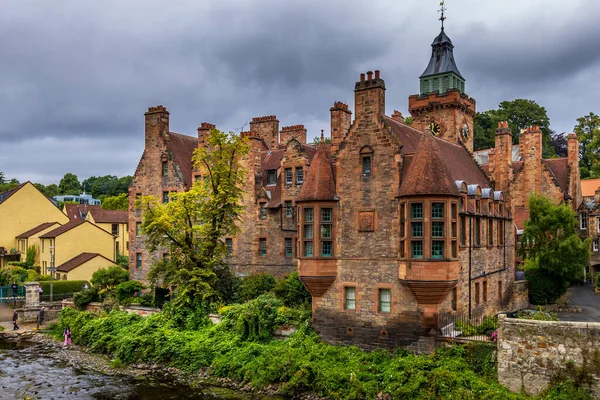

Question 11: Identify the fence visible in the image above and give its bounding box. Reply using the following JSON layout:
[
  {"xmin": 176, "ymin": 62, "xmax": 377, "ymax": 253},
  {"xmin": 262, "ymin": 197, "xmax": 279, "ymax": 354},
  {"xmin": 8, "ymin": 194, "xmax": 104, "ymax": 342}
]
[
  {"xmin": 438, "ymin": 312, "xmax": 498, "ymax": 342},
  {"xmin": 0, "ymin": 286, "xmax": 25, "ymax": 302}
]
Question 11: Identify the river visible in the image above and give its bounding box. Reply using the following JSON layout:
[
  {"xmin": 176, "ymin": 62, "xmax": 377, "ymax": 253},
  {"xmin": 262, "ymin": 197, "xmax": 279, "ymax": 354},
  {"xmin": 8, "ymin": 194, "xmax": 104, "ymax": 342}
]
[{"xmin": 0, "ymin": 339, "xmax": 274, "ymax": 400}]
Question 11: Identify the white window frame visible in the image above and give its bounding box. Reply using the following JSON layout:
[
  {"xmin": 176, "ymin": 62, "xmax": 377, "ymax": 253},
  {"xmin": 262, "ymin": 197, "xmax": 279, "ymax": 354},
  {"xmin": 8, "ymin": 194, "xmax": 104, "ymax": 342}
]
[
  {"xmin": 580, "ymin": 213, "xmax": 588, "ymax": 230},
  {"xmin": 594, "ymin": 239, "xmax": 599, "ymax": 252}
]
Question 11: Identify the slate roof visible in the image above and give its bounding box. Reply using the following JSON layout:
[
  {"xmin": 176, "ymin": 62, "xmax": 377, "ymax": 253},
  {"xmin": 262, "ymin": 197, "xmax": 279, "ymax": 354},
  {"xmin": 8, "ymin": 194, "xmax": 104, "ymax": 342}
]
[
  {"xmin": 40, "ymin": 220, "xmax": 85, "ymax": 238},
  {"xmin": 296, "ymin": 143, "xmax": 337, "ymax": 202},
  {"xmin": 56, "ymin": 252, "xmax": 114, "ymax": 273},
  {"xmin": 386, "ymin": 117, "xmax": 491, "ymax": 188},
  {"xmin": 168, "ymin": 132, "xmax": 198, "ymax": 188},
  {"xmin": 88, "ymin": 208, "xmax": 128, "ymax": 224},
  {"xmin": 16, "ymin": 222, "xmax": 60, "ymax": 239},
  {"xmin": 420, "ymin": 28, "xmax": 464, "ymax": 79},
  {"xmin": 398, "ymin": 132, "xmax": 460, "ymax": 197}
]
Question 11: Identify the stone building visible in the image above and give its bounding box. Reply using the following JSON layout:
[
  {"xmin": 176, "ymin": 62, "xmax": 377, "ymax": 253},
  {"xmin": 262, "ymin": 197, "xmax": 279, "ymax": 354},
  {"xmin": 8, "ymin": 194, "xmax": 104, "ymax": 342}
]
[{"xmin": 130, "ymin": 26, "xmax": 521, "ymax": 347}]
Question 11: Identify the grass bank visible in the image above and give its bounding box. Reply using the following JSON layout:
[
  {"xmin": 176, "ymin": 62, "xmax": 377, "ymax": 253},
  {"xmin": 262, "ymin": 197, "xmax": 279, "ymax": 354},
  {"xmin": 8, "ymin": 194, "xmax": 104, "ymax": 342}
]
[{"xmin": 52, "ymin": 300, "xmax": 591, "ymax": 400}]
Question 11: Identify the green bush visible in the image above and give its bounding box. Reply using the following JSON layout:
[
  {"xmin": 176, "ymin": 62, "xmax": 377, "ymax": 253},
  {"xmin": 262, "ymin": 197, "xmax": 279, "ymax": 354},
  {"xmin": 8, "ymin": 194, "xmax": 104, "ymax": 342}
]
[
  {"xmin": 239, "ymin": 273, "xmax": 276, "ymax": 301},
  {"xmin": 73, "ymin": 286, "xmax": 100, "ymax": 309},
  {"xmin": 40, "ymin": 280, "xmax": 89, "ymax": 296},
  {"xmin": 525, "ymin": 268, "xmax": 566, "ymax": 305},
  {"xmin": 91, "ymin": 266, "xmax": 129, "ymax": 290},
  {"xmin": 115, "ymin": 281, "xmax": 145, "ymax": 302},
  {"xmin": 273, "ymin": 271, "xmax": 311, "ymax": 307},
  {"xmin": 596, "ymin": 274, "xmax": 600, "ymax": 290},
  {"xmin": 37, "ymin": 274, "xmax": 51, "ymax": 281},
  {"xmin": 221, "ymin": 294, "xmax": 283, "ymax": 342}
]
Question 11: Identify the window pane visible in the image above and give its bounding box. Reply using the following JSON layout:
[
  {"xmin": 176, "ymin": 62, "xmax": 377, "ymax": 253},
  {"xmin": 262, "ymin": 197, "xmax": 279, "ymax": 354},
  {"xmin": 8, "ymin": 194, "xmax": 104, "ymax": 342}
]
[
  {"xmin": 162, "ymin": 161, "xmax": 168, "ymax": 176},
  {"xmin": 304, "ymin": 241, "xmax": 313, "ymax": 257},
  {"xmin": 363, "ymin": 156, "xmax": 371, "ymax": 174},
  {"xmin": 432, "ymin": 222, "xmax": 444, "ymax": 237},
  {"xmin": 163, "ymin": 192, "xmax": 169, "ymax": 203},
  {"xmin": 432, "ymin": 240, "xmax": 444, "ymax": 258},
  {"xmin": 320, "ymin": 224, "xmax": 332, "ymax": 238},
  {"xmin": 379, "ymin": 289, "xmax": 391, "ymax": 312},
  {"xmin": 285, "ymin": 238, "xmax": 293, "ymax": 257},
  {"xmin": 345, "ymin": 287, "xmax": 356, "ymax": 310},
  {"xmin": 304, "ymin": 224, "xmax": 313, "ymax": 239},
  {"xmin": 304, "ymin": 208, "xmax": 313, "ymax": 222},
  {"xmin": 412, "ymin": 222, "xmax": 423, "ymax": 237},
  {"xmin": 321, "ymin": 241, "xmax": 332, "ymax": 256},
  {"xmin": 285, "ymin": 201, "xmax": 293, "ymax": 218},
  {"xmin": 260, "ymin": 204, "xmax": 267, "ymax": 219},
  {"xmin": 411, "ymin": 203, "xmax": 423, "ymax": 219},
  {"xmin": 285, "ymin": 168, "xmax": 292, "ymax": 184},
  {"xmin": 411, "ymin": 241, "xmax": 423, "ymax": 258},
  {"xmin": 432, "ymin": 203, "xmax": 444, "ymax": 218},
  {"xmin": 321, "ymin": 208, "xmax": 332, "ymax": 222},
  {"xmin": 451, "ymin": 222, "xmax": 457, "ymax": 237},
  {"xmin": 451, "ymin": 203, "xmax": 457, "ymax": 219},
  {"xmin": 268, "ymin": 170, "xmax": 277, "ymax": 185},
  {"xmin": 226, "ymin": 238, "xmax": 233, "ymax": 255},
  {"xmin": 296, "ymin": 168, "xmax": 304, "ymax": 183},
  {"xmin": 136, "ymin": 222, "xmax": 142, "ymax": 236},
  {"xmin": 451, "ymin": 240, "xmax": 457, "ymax": 258},
  {"xmin": 259, "ymin": 239, "xmax": 267, "ymax": 256}
]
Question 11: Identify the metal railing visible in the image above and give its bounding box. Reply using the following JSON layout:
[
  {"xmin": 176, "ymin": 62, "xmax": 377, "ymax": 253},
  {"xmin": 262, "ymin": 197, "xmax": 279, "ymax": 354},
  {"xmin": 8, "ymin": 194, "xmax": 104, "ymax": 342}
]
[
  {"xmin": 438, "ymin": 312, "xmax": 498, "ymax": 342},
  {"xmin": 0, "ymin": 286, "xmax": 25, "ymax": 302}
]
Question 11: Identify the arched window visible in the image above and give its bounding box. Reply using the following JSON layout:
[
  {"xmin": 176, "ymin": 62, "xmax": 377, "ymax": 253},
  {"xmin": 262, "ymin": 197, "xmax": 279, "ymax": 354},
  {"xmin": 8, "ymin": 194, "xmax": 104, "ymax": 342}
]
[{"xmin": 360, "ymin": 146, "xmax": 374, "ymax": 175}]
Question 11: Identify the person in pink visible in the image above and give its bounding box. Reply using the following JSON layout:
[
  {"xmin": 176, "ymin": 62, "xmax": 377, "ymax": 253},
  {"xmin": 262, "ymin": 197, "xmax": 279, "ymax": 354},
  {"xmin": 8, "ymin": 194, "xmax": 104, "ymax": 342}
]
[{"xmin": 63, "ymin": 326, "xmax": 71, "ymax": 347}]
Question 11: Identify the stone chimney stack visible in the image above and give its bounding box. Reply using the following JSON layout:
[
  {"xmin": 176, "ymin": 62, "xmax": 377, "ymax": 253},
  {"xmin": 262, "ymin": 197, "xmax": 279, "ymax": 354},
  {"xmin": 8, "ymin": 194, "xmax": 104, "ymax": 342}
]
[
  {"xmin": 249, "ymin": 115, "xmax": 279, "ymax": 150},
  {"xmin": 197, "ymin": 122, "xmax": 215, "ymax": 148},
  {"xmin": 391, "ymin": 110, "xmax": 404, "ymax": 122},
  {"xmin": 280, "ymin": 125, "xmax": 307, "ymax": 145},
  {"xmin": 488, "ymin": 148, "xmax": 496, "ymax": 175},
  {"xmin": 568, "ymin": 133, "xmax": 582, "ymax": 209},
  {"xmin": 493, "ymin": 121, "xmax": 513, "ymax": 207},
  {"xmin": 354, "ymin": 70, "xmax": 386, "ymax": 123},
  {"xmin": 519, "ymin": 125, "xmax": 543, "ymax": 201},
  {"xmin": 144, "ymin": 105, "xmax": 170, "ymax": 148},
  {"xmin": 330, "ymin": 101, "xmax": 352, "ymax": 149}
]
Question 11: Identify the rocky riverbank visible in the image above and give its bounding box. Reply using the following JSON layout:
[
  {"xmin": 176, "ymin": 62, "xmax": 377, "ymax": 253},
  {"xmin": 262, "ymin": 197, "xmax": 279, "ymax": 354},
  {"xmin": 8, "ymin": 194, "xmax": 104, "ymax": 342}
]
[{"xmin": 0, "ymin": 330, "xmax": 323, "ymax": 399}]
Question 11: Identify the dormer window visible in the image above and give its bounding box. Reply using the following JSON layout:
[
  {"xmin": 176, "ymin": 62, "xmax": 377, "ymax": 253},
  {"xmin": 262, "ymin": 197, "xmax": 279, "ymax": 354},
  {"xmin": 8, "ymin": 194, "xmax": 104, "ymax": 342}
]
[{"xmin": 267, "ymin": 170, "xmax": 277, "ymax": 185}]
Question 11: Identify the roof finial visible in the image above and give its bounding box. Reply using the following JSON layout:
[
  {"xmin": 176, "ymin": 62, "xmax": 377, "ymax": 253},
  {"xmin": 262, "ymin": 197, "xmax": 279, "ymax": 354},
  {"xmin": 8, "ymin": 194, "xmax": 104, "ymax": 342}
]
[
  {"xmin": 438, "ymin": 1, "xmax": 447, "ymax": 30},
  {"xmin": 320, "ymin": 129, "xmax": 325, "ymax": 143}
]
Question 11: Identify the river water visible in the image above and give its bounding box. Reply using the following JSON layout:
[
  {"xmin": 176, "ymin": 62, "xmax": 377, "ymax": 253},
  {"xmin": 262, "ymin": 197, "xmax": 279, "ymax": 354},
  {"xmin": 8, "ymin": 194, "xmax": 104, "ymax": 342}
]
[{"xmin": 0, "ymin": 340, "xmax": 271, "ymax": 400}]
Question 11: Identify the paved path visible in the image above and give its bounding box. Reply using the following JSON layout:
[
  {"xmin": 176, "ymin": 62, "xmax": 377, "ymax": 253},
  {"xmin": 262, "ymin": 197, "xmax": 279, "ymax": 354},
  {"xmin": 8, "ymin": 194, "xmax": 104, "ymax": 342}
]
[{"xmin": 558, "ymin": 285, "xmax": 600, "ymax": 322}]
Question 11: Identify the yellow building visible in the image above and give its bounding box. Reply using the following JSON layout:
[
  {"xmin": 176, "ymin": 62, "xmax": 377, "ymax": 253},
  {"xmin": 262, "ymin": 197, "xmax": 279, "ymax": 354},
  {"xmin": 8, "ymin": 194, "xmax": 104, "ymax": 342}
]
[
  {"xmin": 56, "ymin": 252, "xmax": 117, "ymax": 281},
  {"xmin": 39, "ymin": 220, "xmax": 116, "ymax": 278},
  {"xmin": 16, "ymin": 222, "xmax": 61, "ymax": 265},
  {"xmin": 63, "ymin": 204, "xmax": 129, "ymax": 257},
  {"xmin": 0, "ymin": 182, "xmax": 70, "ymax": 267}
]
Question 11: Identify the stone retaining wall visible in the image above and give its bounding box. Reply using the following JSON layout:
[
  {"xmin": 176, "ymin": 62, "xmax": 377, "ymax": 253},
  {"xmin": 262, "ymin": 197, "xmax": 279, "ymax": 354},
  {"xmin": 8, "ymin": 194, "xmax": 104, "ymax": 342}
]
[
  {"xmin": 507, "ymin": 280, "xmax": 529, "ymax": 312},
  {"xmin": 498, "ymin": 314, "xmax": 600, "ymax": 396}
]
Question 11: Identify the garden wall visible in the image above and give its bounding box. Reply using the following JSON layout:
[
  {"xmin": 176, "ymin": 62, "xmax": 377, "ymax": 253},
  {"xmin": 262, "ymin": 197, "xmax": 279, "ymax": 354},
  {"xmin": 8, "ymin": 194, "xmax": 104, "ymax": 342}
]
[
  {"xmin": 507, "ymin": 280, "xmax": 529, "ymax": 312},
  {"xmin": 497, "ymin": 314, "xmax": 600, "ymax": 396},
  {"xmin": 61, "ymin": 300, "xmax": 160, "ymax": 316}
]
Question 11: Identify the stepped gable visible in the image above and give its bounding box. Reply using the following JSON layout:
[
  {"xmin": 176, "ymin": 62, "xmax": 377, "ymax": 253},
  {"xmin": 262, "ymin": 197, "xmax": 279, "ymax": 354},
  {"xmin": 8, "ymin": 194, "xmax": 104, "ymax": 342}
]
[
  {"xmin": 544, "ymin": 158, "xmax": 569, "ymax": 192},
  {"xmin": 296, "ymin": 142, "xmax": 336, "ymax": 202},
  {"xmin": 398, "ymin": 130, "xmax": 459, "ymax": 197},
  {"xmin": 168, "ymin": 132, "xmax": 198, "ymax": 188}
]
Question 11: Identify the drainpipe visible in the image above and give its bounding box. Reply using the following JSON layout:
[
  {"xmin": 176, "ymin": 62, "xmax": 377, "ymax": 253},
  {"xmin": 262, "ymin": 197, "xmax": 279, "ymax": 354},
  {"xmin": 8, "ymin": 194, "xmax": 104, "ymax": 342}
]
[{"xmin": 469, "ymin": 214, "xmax": 472, "ymax": 319}]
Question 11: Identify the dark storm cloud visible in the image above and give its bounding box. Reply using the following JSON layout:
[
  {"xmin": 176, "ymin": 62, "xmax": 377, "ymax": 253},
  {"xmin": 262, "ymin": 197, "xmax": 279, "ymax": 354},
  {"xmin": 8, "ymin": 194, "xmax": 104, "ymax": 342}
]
[{"xmin": 1, "ymin": 0, "xmax": 599, "ymax": 184}]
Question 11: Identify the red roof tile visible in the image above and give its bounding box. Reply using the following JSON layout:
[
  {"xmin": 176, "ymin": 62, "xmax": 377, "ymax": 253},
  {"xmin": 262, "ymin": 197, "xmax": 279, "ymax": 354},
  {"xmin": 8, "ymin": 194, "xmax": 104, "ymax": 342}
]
[
  {"xmin": 513, "ymin": 207, "xmax": 530, "ymax": 231},
  {"xmin": 64, "ymin": 204, "xmax": 102, "ymax": 220},
  {"xmin": 169, "ymin": 132, "xmax": 198, "ymax": 188},
  {"xmin": 296, "ymin": 143, "xmax": 337, "ymax": 202},
  {"xmin": 261, "ymin": 150, "xmax": 284, "ymax": 171},
  {"xmin": 56, "ymin": 252, "xmax": 115, "ymax": 273},
  {"xmin": 40, "ymin": 220, "xmax": 85, "ymax": 238},
  {"xmin": 544, "ymin": 158, "xmax": 569, "ymax": 192},
  {"xmin": 88, "ymin": 208, "xmax": 128, "ymax": 224},
  {"xmin": 16, "ymin": 222, "xmax": 60, "ymax": 239},
  {"xmin": 398, "ymin": 132, "xmax": 460, "ymax": 197}
]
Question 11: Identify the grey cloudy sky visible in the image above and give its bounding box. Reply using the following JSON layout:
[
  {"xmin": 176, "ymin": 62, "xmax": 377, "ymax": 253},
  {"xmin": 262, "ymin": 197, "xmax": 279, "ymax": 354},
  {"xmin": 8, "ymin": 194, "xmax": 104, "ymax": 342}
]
[{"xmin": 1, "ymin": 0, "xmax": 599, "ymax": 185}]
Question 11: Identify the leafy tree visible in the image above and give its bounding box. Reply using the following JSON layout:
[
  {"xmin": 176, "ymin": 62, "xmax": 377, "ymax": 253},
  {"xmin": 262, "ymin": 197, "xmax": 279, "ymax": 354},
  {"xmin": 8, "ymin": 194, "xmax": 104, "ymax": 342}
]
[
  {"xmin": 42, "ymin": 184, "xmax": 60, "ymax": 198},
  {"xmin": 574, "ymin": 112, "xmax": 600, "ymax": 179},
  {"xmin": 102, "ymin": 193, "xmax": 128, "ymax": 210},
  {"xmin": 25, "ymin": 246, "xmax": 36, "ymax": 268},
  {"xmin": 82, "ymin": 175, "xmax": 133, "ymax": 198},
  {"xmin": 91, "ymin": 265, "xmax": 129, "ymax": 291},
  {"xmin": 115, "ymin": 280, "xmax": 145, "ymax": 302},
  {"xmin": 403, "ymin": 116, "xmax": 413, "ymax": 125},
  {"xmin": 519, "ymin": 195, "xmax": 590, "ymax": 302},
  {"xmin": 142, "ymin": 128, "xmax": 249, "ymax": 307},
  {"xmin": 473, "ymin": 99, "xmax": 555, "ymax": 158},
  {"xmin": 550, "ymin": 131, "xmax": 568, "ymax": 158},
  {"xmin": 0, "ymin": 172, "xmax": 5, "ymax": 185},
  {"xmin": 240, "ymin": 273, "xmax": 276, "ymax": 301},
  {"xmin": 58, "ymin": 173, "xmax": 82, "ymax": 195},
  {"xmin": 116, "ymin": 253, "xmax": 129, "ymax": 269}
]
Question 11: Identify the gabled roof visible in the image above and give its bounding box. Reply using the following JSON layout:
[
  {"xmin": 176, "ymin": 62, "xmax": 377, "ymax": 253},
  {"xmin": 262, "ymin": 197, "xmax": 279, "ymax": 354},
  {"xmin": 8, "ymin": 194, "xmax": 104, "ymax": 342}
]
[
  {"xmin": 582, "ymin": 179, "xmax": 600, "ymax": 198},
  {"xmin": 88, "ymin": 208, "xmax": 128, "ymax": 224},
  {"xmin": 64, "ymin": 204, "xmax": 102, "ymax": 220},
  {"xmin": 169, "ymin": 132, "xmax": 198, "ymax": 188},
  {"xmin": 16, "ymin": 222, "xmax": 60, "ymax": 239},
  {"xmin": 39, "ymin": 220, "xmax": 85, "ymax": 238},
  {"xmin": 544, "ymin": 158, "xmax": 569, "ymax": 193},
  {"xmin": 0, "ymin": 182, "xmax": 26, "ymax": 204},
  {"xmin": 296, "ymin": 143, "xmax": 337, "ymax": 202},
  {"xmin": 386, "ymin": 117, "xmax": 491, "ymax": 188},
  {"xmin": 398, "ymin": 131, "xmax": 459, "ymax": 197},
  {"xmin": 56, "ymin": 252, "xmax": 115, "ymax": 273}
]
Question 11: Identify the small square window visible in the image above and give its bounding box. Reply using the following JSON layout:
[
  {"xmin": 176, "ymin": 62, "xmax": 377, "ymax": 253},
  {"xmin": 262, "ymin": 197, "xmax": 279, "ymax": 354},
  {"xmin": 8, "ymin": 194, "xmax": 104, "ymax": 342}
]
[
  {"xmin": 267, "ymin": 170, "xmax": 277, "ymax": 185},
  {"xmin": 432, "ymin": 240, "xmax": 444, "ymax": 258},
  {"xmin": 285, "ymin": 201, "xmax": 293, "ymax": 218},
  {"xmin": 432, "ymin": 222, "xmax": 444, "ymax": 237},
  {"xmin": 296, "ymin": 167, "xmax": 304, "ymax": 184},
  {"xmin": 304, "ymin": 224, "xmax": 313, "ymax": 239},
  {"xmin": 412, "ymin": 222, "xmax": 423, "ymax": 237},
  {"xmin": 379, "ymin": 289, "xmax": 391, "ymax": 312},
  {"xmin": 285, "ymin": 168, "xmax": 293, "ymax": 184},
  {"xmin": 304, "ymin": 241, "xmax": 313, "ymax": 257},
  {"xmin": 411, "ymin": 241, "xmax": 423, "ymax": 258},
  {"xmin": 260, "ymin": 203, "xmax": 267, "ymax": 219},
  {"xmin": 362, "ymin": 156, "xmax": 371, "ymax": 174},
  {"xmin": 321, "ymin": 241, "xmax": 332, "ymax": 257},
  {"xmin": 259, "ymin": 238, "xmax": 267, "ymax": 256},
  {"xmin": 304, "ymin": 208, "xmax": 313, "ymax": 222},
  {"xmin": 320, "ymin": 224, "xmax": 332, "ymax": 238},
  {"xmin": 411, "ymin": 203, "xmax": 423, "ymax": 219},
  {"xmin": 345, "ymin": 287, "xmax": 356, "ymax": 310},
  {"xmin": 432, "ymin": 203, "xmax": 444, "ymax": 218},
  {"xmin": 321, "ymin": 208, "xmax": 332, "ymax": 222},
  {"xmin": 226, "ymin": 238, "xmax": 233, "ymax": 256},
  {"xmin": 285, "ymin": 238, "xmax": 293, "ymax": 257}
]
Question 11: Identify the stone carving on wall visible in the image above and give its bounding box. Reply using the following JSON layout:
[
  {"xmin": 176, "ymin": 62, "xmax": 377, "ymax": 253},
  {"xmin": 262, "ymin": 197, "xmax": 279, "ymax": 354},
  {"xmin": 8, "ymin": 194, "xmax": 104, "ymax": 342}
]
[{"xmin": 358, "ymin": 211, "xmax": 375, "ymax": 232}]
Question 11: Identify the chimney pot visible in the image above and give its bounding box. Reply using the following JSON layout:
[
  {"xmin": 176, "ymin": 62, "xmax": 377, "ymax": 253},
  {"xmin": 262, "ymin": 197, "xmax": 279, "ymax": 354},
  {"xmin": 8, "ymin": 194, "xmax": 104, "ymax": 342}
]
[
  {"xmin": 374, "ymin": 70, "xmax": 380, "ymax": 79},
  {"xmin": 360, "ymin": 73, "xmax": 365, "ymax": 82},
  {"xmin": 367, "ymin": 71, "xmax": 373, "ymax": 80}
]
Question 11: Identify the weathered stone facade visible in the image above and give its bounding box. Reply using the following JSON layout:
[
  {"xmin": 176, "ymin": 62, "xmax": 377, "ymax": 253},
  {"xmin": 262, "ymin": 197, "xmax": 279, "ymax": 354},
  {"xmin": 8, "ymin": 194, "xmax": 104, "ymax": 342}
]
[{"xmin": 498, "ymin": 314, "xmax": 600, "ymax": 396}]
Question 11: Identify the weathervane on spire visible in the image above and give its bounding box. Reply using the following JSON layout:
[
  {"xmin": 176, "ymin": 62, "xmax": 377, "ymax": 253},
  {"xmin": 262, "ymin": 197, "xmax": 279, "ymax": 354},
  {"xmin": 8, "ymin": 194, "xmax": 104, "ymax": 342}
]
[{"xmin": 438, "ymin": 1, "xmax": 447, "ymax": 30}]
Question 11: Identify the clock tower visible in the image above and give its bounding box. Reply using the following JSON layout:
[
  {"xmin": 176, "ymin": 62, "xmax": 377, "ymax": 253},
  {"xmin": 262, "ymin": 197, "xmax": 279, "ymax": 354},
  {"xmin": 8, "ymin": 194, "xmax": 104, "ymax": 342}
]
[{"xmin": 408, "ymin": 9, "xmax": 476, "ymax": 152}]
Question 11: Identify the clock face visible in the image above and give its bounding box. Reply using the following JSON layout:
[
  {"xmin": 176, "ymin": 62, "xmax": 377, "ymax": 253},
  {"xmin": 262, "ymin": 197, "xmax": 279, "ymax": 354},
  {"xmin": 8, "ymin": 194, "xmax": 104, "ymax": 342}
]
[
  {"xmin": 429, "ymin": 121, "xmax": 441, "ymax": 136},
  {"xmin": 461, "ymin": 122, "xmax": 470, "ymax": 140}
]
